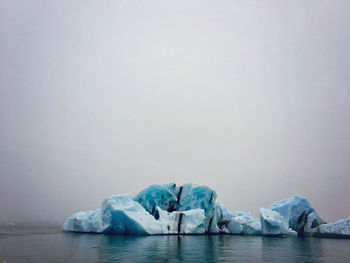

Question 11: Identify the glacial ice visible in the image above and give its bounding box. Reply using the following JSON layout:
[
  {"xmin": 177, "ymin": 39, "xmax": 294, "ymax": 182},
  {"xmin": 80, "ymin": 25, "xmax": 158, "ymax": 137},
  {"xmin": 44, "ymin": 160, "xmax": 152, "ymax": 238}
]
[
  {"xmin": 134, "ymin": 183, "xmax": 180, "ymax": 217},
  {"xmin": 63, "ymin": 183, "xmax": 348, "ymax": 238},
  {"xmin": 214, "ymin": 204, "xmax": 261, "ymax": 235},
  {"xmin": 269, "ymin": 195, "xmax": 326, "ymax": 233},
  {"xmin": 63, "ymin": 195, "xmax": 160, "ymax": 234},
  {"xmin": 313, "ymin": 217, "xmax": 350, "ymax": 238},
  {"xmin": 100, "ymin": 194, "xmax": 163, "ymax": 235},
  {"xmin": 305, "ymin": 211, "xmax": 326, "ymax": 232},
  {"xmin": 62, "ymin": 209, "xmax": 106, "ymax": 233},
  {"xmin": 260, "ymin": 208, "xmax": 296, "ymax": 236},
  {"xmin": 63, "ymin": 194, "xmax": 206, "ymax": 235},
  {"xmin": 157, "ymin": 208, "xmax": 206, "ymax": 234},
  {"xmin": 260, "ymin": 195, "xmax": 326, "ymax": 236},
  {"xmin": 134, "ymin": 183, "xmax": 217, "ymax": 232}
]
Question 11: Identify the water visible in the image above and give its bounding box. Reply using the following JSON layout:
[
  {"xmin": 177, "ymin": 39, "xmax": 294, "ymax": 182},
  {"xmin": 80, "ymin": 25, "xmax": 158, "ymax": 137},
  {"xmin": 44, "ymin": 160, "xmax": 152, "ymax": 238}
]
[{"xmin": 1, "ymin": 223, "xmax": 350, "ymax": 262}]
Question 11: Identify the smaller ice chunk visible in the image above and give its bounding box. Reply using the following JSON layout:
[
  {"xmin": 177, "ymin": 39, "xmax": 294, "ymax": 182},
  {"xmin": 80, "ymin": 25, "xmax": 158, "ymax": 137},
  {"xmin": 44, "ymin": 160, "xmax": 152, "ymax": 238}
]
[
  {"xmin": 260, "ymin": 208, "xmax": 296, "ymax": 236},
  {"xmin": 269, "ymin": 195, "xmax": 325, "ymax": 233},
  {"xmin": 62, "ymin": 209, "xmax": 106, "ymax": 233},
  {"xmin": 313, "ymin": 217, "xmax": 350, "ymax": 238},
  {"xmin": 215, "ymin": 203, "xmax": 261, "ymax": 235}
]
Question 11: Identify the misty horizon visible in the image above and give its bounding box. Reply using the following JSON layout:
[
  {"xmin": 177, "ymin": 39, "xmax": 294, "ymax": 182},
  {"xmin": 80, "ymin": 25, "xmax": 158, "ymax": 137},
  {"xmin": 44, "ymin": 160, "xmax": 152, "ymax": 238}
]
[{"xmin": 1, "ymin": 0, "xmax": 350, "ymax": 224}]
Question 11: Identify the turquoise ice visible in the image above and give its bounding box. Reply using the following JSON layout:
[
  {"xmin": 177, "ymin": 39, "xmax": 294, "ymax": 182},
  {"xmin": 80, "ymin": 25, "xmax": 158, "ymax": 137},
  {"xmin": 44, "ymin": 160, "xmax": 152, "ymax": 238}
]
[{"xmin": 63, "ymin": 183, "xmax": 348, "ymax": 238}]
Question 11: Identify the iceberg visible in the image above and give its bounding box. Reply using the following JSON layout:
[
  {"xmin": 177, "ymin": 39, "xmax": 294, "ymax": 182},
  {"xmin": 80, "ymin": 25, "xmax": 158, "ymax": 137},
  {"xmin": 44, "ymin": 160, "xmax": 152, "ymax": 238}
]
[
  {"xmin": 62, "ymin": 209, "xmax": 106, "ymax": 233},
  {"xmin": 259, "ymin": 195, "xmax": 326, "ymax": 237},
  {"xmin": 62, "ymin": 183, "xmax": 347, "ymax": 238},
  {"xmin": 312, "ymin": 217, "xmax": 350, "ymax": 238},
  {"xmin": 269, "ymin": 195, "xmax": 326, "ymax": 235},
  {"xmin": 63, "ymin": 194, "xmax": 206, "ymax": 235},
  {"xmin": 133, "ymin": 183, "xmax": 261, "ymax": 235}
]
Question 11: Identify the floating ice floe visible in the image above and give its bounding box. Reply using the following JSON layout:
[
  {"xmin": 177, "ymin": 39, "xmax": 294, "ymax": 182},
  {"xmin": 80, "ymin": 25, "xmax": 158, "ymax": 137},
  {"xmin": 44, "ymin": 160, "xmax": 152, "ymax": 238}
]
[
  {"xmin": 62, "ymin": 183, "xmax": 348, "ymax": 238},
  {"xmin": 260, "ymin": 195, "xmax": 326, "ymax": 237},
  {"xmin": 312, "ymin": 217, "xmax": 350, "ymax": 238}
]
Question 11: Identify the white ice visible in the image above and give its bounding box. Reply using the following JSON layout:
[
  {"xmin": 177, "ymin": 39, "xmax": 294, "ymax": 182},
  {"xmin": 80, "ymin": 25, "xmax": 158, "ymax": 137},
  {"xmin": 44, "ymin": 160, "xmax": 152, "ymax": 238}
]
[
  {"xmin": 313, "ymin": 217, "xmax": 350, "ymax": 237},
  {"xmin": 62, "ymin": 194, "xmax": 206, "ymax": 235},
  {"xmin": 260, "ymin": 207, "xmax": 296, "ymax": 236},
  {"xmin": 269, "ymin": 195, "xmax": 325, "ymax": 232},
  {"xmin": 63, "ymin": 183, "xmax": 346, "ymax": 237}
]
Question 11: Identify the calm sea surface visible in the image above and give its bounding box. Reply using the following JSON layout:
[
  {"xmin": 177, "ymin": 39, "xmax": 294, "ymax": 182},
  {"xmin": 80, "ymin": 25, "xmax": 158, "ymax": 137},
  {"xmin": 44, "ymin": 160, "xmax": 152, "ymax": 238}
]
[{"xmin": 0, "ymin": 222, "xmax": 349, "ymax": 262}]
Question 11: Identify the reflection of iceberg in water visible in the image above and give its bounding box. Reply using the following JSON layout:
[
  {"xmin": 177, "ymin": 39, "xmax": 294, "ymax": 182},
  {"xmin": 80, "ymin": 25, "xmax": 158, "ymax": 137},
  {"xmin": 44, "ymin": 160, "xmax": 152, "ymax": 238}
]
[
  {"xmin": 94, "ymin": 235, "xmax": 265, "ymax": 262},
  {"xmin": 62, "ymin": 183, "xmax": 348, "ymax": 238},
  {"xmin": 261, "ymin": 235, "xmax": 328, "ymax": 262},
  {"xmin": 4, "ymin": 228, "xmax": 350, "ymax": 262},
  {"xmin": 57, "ymin": 233, "xmax": 348, "ymax": 262}
]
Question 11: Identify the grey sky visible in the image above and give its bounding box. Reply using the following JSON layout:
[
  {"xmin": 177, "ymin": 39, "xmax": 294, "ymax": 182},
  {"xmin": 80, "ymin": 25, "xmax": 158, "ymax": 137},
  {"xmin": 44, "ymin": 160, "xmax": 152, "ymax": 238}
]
[{"xmin": 1, "ymin": 0, "xmax": 350, "ymax": 223}]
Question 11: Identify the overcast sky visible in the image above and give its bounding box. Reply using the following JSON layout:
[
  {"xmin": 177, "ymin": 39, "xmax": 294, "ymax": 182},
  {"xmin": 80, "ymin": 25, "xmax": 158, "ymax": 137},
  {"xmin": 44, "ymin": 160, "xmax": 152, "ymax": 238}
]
[{"xmin": 1, "ymin": 0, "xmax": 350, "ymax": 223}]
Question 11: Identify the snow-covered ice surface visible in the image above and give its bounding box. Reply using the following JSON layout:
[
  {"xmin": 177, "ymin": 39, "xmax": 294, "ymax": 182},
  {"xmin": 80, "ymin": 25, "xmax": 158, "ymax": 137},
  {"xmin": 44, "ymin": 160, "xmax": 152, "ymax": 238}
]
[{"xmin": 63, "ymin": 183, "xmax": 348, "ymax": 238}]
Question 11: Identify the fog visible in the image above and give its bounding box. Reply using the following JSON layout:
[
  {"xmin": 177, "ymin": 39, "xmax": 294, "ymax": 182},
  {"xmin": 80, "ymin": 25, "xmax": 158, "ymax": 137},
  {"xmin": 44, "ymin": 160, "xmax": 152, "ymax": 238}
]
[{"xmin": 1, "ymin": 0, "xmax": 350, "ymax": 223}]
